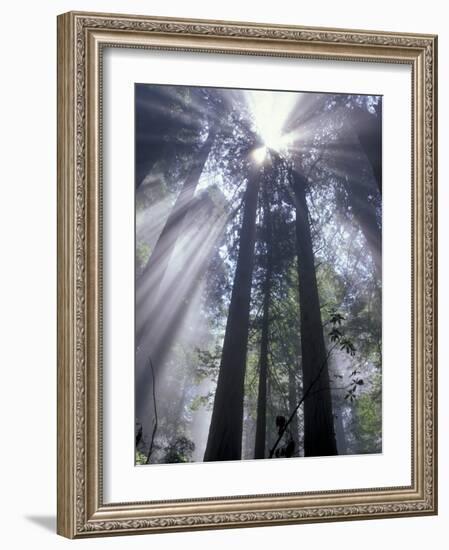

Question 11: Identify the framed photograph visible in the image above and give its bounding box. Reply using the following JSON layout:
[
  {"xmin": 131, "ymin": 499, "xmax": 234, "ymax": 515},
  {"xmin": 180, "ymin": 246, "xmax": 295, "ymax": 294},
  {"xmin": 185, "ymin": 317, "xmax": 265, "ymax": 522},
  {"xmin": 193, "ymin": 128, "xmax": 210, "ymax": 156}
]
[{"xmin": 57, "ymin": 11, "xmax": 438, "ymax": 538}]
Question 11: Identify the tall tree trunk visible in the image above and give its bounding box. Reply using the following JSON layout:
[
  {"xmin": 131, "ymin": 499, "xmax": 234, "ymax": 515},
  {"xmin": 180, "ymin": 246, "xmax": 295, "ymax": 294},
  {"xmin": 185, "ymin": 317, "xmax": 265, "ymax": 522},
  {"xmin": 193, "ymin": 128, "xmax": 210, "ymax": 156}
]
[
  {"xmin": 254, "ymin": 180, "xmax": 273, "ymax": 460},
  {"xmin": 204, "ymin": 168, "xmax": 261, "ymax": 461},
  {"xmin": 291, "ymin": 169, "xmax": 337, "ymax": 457},
  {"xmin": 135, "ymin": 127, "xmax": 217, "ymax": 347}
]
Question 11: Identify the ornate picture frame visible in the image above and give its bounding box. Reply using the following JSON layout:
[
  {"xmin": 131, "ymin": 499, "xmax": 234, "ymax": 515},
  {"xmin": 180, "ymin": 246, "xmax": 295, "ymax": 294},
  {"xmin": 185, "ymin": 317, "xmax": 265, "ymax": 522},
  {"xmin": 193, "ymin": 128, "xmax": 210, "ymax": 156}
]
[{"xmin": 57, "ymin": 11, "xmax": 437, "ymax": 538}]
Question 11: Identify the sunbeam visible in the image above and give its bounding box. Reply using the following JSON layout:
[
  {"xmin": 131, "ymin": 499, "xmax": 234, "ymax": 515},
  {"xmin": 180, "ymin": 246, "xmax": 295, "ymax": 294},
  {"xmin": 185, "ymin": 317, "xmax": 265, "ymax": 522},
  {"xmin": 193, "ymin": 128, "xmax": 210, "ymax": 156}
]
[{"xmin": 246, "ymin": 90, "xmax": 300, "ymax": 156}]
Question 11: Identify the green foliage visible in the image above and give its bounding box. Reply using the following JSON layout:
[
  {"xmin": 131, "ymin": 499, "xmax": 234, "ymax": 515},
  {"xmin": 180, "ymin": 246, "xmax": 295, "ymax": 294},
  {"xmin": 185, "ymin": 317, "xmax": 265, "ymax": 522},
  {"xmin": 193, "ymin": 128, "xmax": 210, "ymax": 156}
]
[
  {"xmin": 329, "ymin": 312, "xmax": 345, "ymax": 326},
  {"xmin": 329, "ymin": 327, "xmax": 342, "ymax": 342},
  {"xmin": 339, "ymin": 337, "xmax": 356, "ymax": 356},
  {"xmin": 135, "ymin": 450, "xmax": 147, "ymax": 465},
  {"xmin": 352, "ymin": 389, "xmax": 382, "ymax": 453},
  {"xmin": 136, "ymin": 241, "xmax": 151, "ymax": 271},
  {"xmin": 163, "ymin": 436, "xmax": 195, "ymax": 463},
  {"xmin": 194, "ymin": 346, "xmax": 222, "ymax": 382},
  {"xmin": 189, "ymin": 392, "xmax": 214, "ymax": 412}
]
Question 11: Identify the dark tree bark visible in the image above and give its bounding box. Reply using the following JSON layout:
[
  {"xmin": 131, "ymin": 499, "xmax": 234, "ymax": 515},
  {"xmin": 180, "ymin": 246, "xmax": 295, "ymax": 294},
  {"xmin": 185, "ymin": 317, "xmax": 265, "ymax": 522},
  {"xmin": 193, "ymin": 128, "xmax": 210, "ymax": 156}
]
[
  {"xmin": 291, "ymin": 169, "xmax": 337, "ymax": 457},
  {"xmin": 254, "ymin": 180, "xmax": 273, "ymax": 460},
  {"xmin": 204, "ymin": 167, "xmax": 261, "ymax": 462},
  {"xmin": 135, "ymin": 127, "xmax": 217, "ymax": 347}
]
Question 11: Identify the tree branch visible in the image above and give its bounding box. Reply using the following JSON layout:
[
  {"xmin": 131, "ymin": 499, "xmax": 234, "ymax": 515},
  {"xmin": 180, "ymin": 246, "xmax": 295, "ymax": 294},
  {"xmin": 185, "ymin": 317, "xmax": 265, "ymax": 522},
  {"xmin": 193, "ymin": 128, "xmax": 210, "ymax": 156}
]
[
  {"xmin": 146, "ymin": 358, "xmax": 159, "ymax": 464},
  {"xmin": 269, "ymin": 342, "xmax": 338, "ymax": 458}
]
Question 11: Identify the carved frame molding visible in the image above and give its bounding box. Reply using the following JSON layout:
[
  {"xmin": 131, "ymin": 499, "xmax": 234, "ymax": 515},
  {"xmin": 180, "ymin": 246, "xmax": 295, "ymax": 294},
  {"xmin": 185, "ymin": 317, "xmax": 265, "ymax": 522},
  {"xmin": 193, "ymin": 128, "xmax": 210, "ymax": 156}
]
[{"xmin": 57, "ymin": 11, "xmax": 437, "ymax": 538}]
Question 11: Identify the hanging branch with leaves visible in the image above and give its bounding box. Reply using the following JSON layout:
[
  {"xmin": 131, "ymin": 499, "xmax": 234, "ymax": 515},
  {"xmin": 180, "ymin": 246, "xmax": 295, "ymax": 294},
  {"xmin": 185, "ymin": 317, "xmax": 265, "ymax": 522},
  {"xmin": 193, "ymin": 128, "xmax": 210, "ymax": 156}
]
[{"xmin": 269, "ymin": 312, "xmax": 356, "ymax": 459}]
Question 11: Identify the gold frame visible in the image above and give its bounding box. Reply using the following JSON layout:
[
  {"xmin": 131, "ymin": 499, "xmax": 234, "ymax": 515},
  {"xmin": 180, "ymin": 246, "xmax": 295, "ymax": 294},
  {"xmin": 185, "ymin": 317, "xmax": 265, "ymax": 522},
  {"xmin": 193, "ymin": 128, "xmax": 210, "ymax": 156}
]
[{"xmin": 57, "ymin": 11, "xmax": 438, "ymax": 538}]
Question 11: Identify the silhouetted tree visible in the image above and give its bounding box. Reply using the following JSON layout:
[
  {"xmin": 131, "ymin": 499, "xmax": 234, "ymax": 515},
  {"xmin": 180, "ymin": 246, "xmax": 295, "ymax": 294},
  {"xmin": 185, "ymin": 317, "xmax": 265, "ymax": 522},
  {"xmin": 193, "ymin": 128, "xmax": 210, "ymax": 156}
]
[
  {"xmin": 291, "ymin": 168, "xmax": 337, "ymax": 457},
  {"xmin": 254, "ymin": 173, "xmax": 274, "ymax": 459},
  {"xmin": 204, "ymin": 162, "xmax": 261, "ymax": 461}
]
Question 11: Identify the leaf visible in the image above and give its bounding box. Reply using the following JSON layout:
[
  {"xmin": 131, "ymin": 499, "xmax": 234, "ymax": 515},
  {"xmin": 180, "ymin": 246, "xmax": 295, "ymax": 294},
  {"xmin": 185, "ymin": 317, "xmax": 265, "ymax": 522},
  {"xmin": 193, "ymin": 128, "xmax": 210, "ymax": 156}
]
[
  {"xmin": 330, "ymin": 312, "xmax": 345, "ymax": 326},
  {"xmin": 329, "ymin": 327, "xmax": 342, "ymax": 342},
  {"xmin": 340, "ymin": 338, "xmax": 356, "ymax": 356}
]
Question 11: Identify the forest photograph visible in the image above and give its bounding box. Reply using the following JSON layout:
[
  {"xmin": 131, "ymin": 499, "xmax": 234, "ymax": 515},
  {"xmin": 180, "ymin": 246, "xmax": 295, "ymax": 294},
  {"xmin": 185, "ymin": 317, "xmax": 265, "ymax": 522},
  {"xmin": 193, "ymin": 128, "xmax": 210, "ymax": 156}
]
[{"xmin": 134, "ymin": 83, "xmax": 382, "ymax": 465}]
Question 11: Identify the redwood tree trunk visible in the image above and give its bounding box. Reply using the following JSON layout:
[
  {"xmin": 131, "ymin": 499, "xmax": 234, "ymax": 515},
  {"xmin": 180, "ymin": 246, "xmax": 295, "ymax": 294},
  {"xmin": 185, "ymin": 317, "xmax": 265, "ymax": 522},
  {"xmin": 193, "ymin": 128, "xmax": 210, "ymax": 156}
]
[
  {"xmin": 292, "ymin": 169, "xmax": 337, "ymax": 457},
  {"xmin": 204, "ymin": 169, "xmax": 261, "ymax": 462},
  {"xmin": 254, "ymin": 181, "xmax": 273, "ymax": 460}
]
